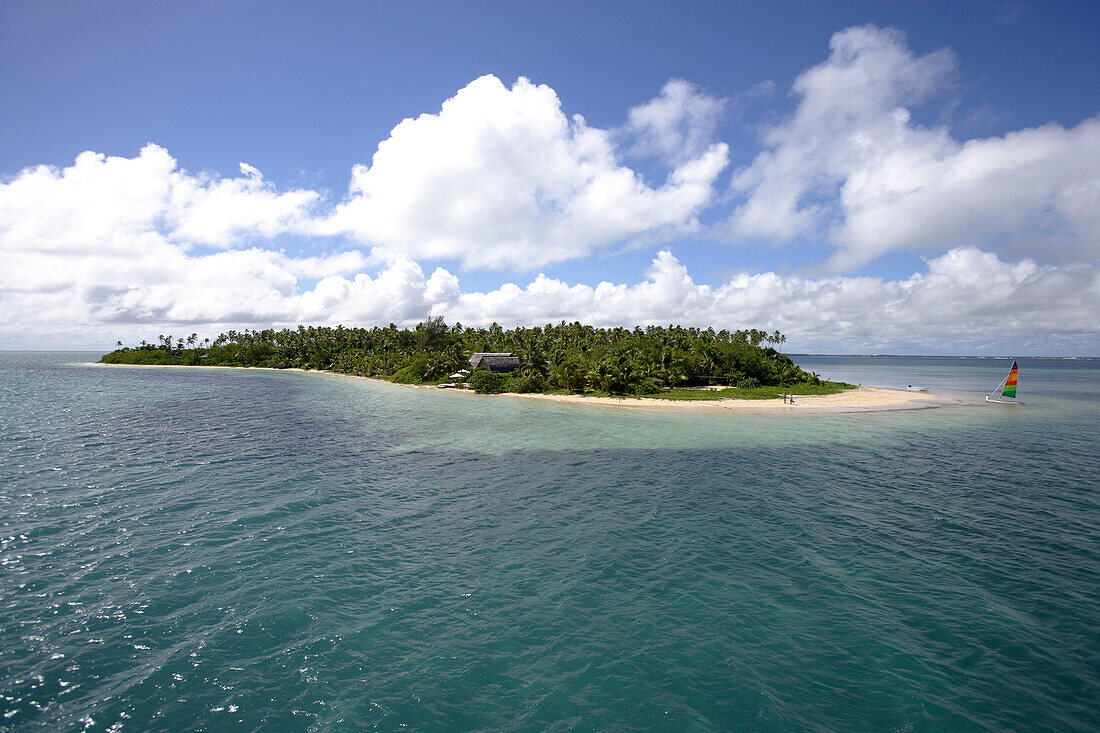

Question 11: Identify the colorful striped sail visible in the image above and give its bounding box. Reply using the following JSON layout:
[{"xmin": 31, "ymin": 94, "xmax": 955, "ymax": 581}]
[{"xmin": 1002, "ymin": 361, "xmax": 1018, "ymax": 398}]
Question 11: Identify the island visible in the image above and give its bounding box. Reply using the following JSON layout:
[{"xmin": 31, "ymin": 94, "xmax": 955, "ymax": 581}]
[
  {"xmin": 101, "ymin": 319, "xmax": 849, "ymax": 394},
  {"xmin": 99, "ymin": 320, "xmax": 956, "ymax": 412}
]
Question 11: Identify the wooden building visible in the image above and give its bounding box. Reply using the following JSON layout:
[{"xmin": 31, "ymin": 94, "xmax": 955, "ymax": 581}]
[{"xmin": 468, "ymin": 352, "xmax": 520, "ymax": 373}]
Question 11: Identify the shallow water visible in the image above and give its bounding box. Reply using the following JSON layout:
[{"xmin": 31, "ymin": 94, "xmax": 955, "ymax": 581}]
[{"xmin": 1, "ymin": 353, "xmax": 1097, "ymax": 731}]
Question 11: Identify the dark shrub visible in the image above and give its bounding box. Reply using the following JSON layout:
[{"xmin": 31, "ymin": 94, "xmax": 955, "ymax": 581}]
[
  {"xmin": 469, "ymin": 369, "xmax": 504, "ymax": 394},
  {"xmin": 392, "ymin": 354, "xmax": 430, "ymax": 384},
  {"xmin": 506, "ymin": 374, "xmax": 546, "ymax": 393}
]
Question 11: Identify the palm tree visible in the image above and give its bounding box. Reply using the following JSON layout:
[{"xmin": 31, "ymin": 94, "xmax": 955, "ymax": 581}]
[{"xmin": 552, "ymin": 358, "xmax": 586, "ymax": 392}]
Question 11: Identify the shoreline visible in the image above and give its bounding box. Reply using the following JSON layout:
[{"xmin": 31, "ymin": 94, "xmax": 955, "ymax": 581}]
[
  {"xmin": 486, "ymin": 385, "xmax": 958, "ymax": 414},
  {"xmin": 85, "ymin": 362, "xmax": 962, "ymax": 414}
]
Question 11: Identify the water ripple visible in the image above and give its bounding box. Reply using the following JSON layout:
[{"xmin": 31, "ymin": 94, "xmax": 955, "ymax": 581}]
[{"xmin": 0, "ymin": 354, "xmax": 1097, "ymax": 731}]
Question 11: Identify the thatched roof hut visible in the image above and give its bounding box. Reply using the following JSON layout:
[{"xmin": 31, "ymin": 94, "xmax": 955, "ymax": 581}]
[{"xmin": 469, "ymin": 352, "xmax": 520, "ymax": 373}]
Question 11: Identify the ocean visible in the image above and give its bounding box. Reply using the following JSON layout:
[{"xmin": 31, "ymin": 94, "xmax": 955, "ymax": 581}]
[{"xmin": 1, "ymin": 353, "xmax": 1097, "ymax": 731}]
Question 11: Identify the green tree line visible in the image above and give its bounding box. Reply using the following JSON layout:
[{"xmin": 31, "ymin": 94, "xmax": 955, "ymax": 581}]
[{"xmin": 101, "ymin": 319, "xmax": 822, "ymax": 396}]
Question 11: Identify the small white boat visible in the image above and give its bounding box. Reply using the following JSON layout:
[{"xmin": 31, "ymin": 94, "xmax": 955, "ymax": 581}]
[
  {"xmin": 906, "ymin": 385, "xmax": 928, "ymax": 392},
  {"xmin": 986, "ymin": 360, "xmax": 1023, "ymax": 404}
]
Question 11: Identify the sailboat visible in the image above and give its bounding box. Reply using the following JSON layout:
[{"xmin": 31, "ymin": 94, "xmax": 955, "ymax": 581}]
[{"xmin": 986, "ymin": 360, "xmax": 1023, "ymax": 404}]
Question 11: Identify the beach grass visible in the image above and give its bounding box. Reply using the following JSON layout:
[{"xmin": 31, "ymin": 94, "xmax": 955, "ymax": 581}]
[{"xmin": 645, "ymin": 381, "xmax": 856, "ymax": 401}]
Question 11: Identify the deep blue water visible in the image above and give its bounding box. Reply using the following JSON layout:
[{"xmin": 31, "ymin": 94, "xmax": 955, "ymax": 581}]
[{"xmin": 1, "ymin": 353, "xmax": 1098, "ymax": 731}]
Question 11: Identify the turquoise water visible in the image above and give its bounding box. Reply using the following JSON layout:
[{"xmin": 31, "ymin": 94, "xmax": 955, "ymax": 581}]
[{"xmin": 1, "ymin": 353, "xmax": 1097, "ymax": 731}]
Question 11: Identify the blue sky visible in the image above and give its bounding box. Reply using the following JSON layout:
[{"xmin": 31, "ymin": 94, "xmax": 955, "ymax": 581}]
[{"xmin": 1, "ymin": 0, "xmax": 1097, "ymax": 353}]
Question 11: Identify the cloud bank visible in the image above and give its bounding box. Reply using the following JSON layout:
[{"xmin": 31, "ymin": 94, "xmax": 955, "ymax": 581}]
[
  {"xmin": 1, "ymin": 29, "xmax": 1098, "ymax": 353},
  {"xmin": 729, "ymin": 25, "xmax": 1100, "ymax": 270}
]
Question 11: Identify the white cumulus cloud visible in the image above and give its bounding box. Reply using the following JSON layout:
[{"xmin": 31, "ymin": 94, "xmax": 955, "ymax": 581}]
[
  {"xmin": 0, "ymin": 144, "xmax": 322, "ymax": 259},
  {"xmin": 320, "ymin": 74, "xmax": 729, "ymax": 269},
  {"xmin": 624, "ymin": 78, "xmax": 726, "ymax": 166},
  {"xmin": 1, "ymin": 224, "xmax": 1095, "ymax": 353},
  {"xmin": 0, "ymin": 145, "xmax": 367, "ymax": 345},
  {"xmin": 169, "ymin": 160, "xmax": 322, "ymax": 246},
  {"xmin": 435, "ymin": 249, "xmax": 1099, "ymax": 354},
  {"xmin": 728, "ymin": 25, "xmax": 1100, "ymax": 270},
  {"xmin": 0, "ymin": 69, "xmax": 1096, "ymax": 354}
]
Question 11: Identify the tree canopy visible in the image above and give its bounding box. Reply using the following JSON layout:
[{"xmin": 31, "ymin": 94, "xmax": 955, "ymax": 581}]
[{"xmin": 101, "ymin": 319, "xmax": 819, "ymax": 396}]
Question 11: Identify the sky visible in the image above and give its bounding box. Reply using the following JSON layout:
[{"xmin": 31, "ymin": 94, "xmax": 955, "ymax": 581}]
[{"xmin": 1, "ymin": 0, "xmax": 1097, "ymax": 354}]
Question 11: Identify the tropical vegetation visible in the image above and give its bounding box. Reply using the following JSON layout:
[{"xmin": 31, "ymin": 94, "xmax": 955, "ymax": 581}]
[{"xmin": 100, "ymin": 319, "xmax": 851, "ymax": 397}]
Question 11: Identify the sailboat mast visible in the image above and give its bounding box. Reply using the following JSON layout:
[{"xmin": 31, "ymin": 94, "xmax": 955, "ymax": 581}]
[
  {"xmin": 988, "ymin": 374, "xmax": 1008, "ymax": 400},
  {"xmin": 986, "ymin": 359, "xmax": 1021, "ymax": 404}
]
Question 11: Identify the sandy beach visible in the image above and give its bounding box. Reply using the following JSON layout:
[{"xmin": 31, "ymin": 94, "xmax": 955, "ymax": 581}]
[
  {"xmin": 88, "ymin": 363, "xmax": 960, "ymax": 414},
  {"xmin": 495, "ymin": 385, "xmax": 959, "ymax": 413}
]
